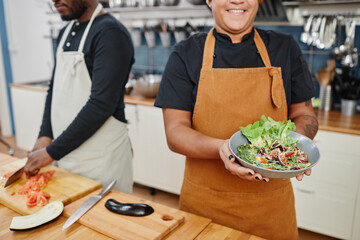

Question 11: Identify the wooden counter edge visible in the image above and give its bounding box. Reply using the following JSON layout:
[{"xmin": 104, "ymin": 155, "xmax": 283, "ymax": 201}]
[
  {"xmin": 10, "ymin": 84, "xmax": 48, "ymax": 92},
  {"xmin": 9, "ymin": 83, "xmax": 360, "ymax": 135}
]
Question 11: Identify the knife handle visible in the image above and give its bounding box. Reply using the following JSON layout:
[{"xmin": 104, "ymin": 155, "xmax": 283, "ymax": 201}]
[{"xmin": 99, "ymin": 179, "xmax": 117, "ymax": 197}]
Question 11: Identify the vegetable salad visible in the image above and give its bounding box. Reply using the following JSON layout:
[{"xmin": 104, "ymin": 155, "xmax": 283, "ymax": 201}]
[{"xmin": 237, "ymin": 116, "xmax": 311, "ymax": 171}]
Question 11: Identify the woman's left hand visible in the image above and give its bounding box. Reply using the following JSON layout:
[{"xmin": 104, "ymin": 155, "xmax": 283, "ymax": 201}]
[{"xmin": 219, "ymin": 139, "xmax": 270, "ymax": 182}]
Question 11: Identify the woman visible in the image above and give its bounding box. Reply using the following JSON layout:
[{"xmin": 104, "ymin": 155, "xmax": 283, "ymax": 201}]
[{"xmin": 154, "ymin": 0, "xmax": 319, "ymax": 239}]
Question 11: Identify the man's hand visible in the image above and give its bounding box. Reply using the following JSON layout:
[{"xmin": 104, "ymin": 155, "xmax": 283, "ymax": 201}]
[
  {"xmin": 32, "ymin": 136, "xmax": 52, "ymax": 152},
  {"xmin": 24, "ymin": 148, "xmax": 54, "ymax": 178}
]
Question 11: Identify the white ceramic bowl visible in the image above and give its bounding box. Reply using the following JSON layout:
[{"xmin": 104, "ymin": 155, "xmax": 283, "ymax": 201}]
[{"xmin": 229, "ymin": 130, "xmax": 320, "ymax": 179}]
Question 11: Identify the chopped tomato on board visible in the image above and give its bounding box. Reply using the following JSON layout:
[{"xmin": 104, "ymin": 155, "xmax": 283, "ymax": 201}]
[
  {"xmin": 15, "ymin": 170, "xmax": 55, "ymax": 208},
  {"xmin": 26, "ymin": 191, "xmax": 38, "ymax": 207},
  {"xmin": 37, "ymin": 193, "xmax": 49, "ymax": 206}
]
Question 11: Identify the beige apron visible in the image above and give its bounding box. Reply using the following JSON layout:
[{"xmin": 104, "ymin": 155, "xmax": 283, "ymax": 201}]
[
  {"xmin": 179, "ymin": 28, "xmax": 298, "ymax": 240},
  {"xmin": 51, "ymin": 4, "xmax": 133, "ymax": 193}
]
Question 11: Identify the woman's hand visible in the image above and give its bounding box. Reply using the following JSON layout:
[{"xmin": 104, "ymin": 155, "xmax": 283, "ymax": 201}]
[
  {"xmin": 295, "ymin": 168, "xmax": 311, "ymax": 181},
  {"xmin": 219, "ymin": 140, "xmax": 269, "ymax": 182}
]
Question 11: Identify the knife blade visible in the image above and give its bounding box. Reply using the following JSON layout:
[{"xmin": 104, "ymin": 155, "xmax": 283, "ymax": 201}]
[
  {"xmin": 62, "ymin": 179, "xmax": 117, "ymax": 231},
  {"xmin": 4, "ymin": 167, "xmax": 24, "ymax": 187}
]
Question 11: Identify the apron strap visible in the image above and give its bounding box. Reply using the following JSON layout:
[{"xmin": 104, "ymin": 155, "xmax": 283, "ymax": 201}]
[
  {"xmin": 78, "ymin": 3, "xmax": 103, "ymax": 53},
  {"xmin": 201, "ymin": 27, "xmax": 216, "ymax": 69},
  {"xmin": 57, "ymin": 21, "xmax": 75, "ymax": 55},
  {"xmin": 56, "ymin": 3, "xmax": 103, "ymax": 54},
  {"xmin": 253, "ymin": 29, "xmax": 272, "ymax": 68},
  {"xmin": 201, "ymin": 27, "xmax": 272, "ymax": 69}
]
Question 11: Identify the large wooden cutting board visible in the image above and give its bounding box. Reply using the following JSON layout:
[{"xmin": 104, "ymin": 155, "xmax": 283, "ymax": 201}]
[
  {"xmin": 0, "ymin": 158, "xmax": 102, "ymax": 215},
  {"xmin": 63, "ymin": 190, "xmax": 185, "ymax": 240}
]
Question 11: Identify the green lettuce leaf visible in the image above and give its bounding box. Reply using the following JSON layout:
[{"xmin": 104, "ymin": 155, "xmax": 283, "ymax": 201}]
[{"xmin": 240, "ymin": 115, "xmax": 296, "ymax": 148}]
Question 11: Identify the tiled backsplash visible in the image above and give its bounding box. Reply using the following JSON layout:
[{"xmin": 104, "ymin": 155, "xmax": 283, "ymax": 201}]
[{"xmin": 132, "ymin": 25, "xmax": 360, "ymax": 108}]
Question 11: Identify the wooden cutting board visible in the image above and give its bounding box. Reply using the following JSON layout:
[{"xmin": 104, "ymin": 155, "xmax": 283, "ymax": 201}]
[
  {"xmin": 0, "ymin": 158, "xmax": 102, "ymax": 215},
  {"xmin": 63, "ymin": 190, "xmax": 185, "ymax": 240}
]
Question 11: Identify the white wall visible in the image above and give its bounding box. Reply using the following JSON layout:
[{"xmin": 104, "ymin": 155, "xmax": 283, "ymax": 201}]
[
  {"xmin": 0, "ymin": 35, "xmax": 13, "ymax": 136},
  {"xmin": 4, "ymin": 0, "xmax": 54, "ymax": 84}
]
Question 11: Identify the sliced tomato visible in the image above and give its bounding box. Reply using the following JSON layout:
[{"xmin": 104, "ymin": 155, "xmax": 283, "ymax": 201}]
[
  {"xmin": 285, "ymin": 151, "xmax": 295, "ymax": 158},
  {"xmin": 37, "ymin": 194, "xmax": 48, "ymax": 206},
  {"xmin": 40, "ymin": 191, "xmax": 51, "ymax": 199},
  {"xmin": 17, "ymin": 170, "xmax": 55, "ymax": 207},
  {"xmin": 26, "ymin": 192, "xmax": 38, "ymax": 207}
]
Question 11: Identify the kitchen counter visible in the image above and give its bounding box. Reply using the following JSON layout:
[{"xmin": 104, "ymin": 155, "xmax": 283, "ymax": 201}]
[
  {"xmin": 0, "ymin": 153, "xmax": 265, "ymax": 240},
  {"xmin": 314, "ymin": 109, "xmax": 360, "ymax": 135},
  {"xmin": 10, "ymin": 83, "xmax": 360, "ymax": 135},
  {"xmin": 125, "ymin": 94, "xmax": 360, "ymax": 135}
]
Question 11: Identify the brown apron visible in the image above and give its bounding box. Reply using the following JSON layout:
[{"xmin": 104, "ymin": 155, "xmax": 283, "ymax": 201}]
[{"xmin": 179, "ymin": 28, "xmax": 298, "ymax": 240}]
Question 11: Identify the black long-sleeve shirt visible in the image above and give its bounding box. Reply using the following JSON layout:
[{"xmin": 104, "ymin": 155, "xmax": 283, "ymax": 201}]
[
  {"xmin": 39, "ymin": 13, "xmax": 134, "ymax": 160},
  {"xmin": 155, "ymin": 28, "xmax": 315, "ymax": 111}
]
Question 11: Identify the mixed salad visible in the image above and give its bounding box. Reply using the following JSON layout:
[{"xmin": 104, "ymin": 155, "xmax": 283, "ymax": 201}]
[{"xmin": 237, "ymin": 115, "xmax": 311, "ymax": 171}]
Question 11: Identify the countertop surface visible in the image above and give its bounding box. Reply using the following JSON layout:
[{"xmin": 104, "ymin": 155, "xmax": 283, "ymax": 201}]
[
  {"xmin": 0, "ymin": 153, "xmax": 265, "ymax": 240},
  {"xmin": 10, "ymin": 83, "xmax": 360, "ymax": 135},
  {"xmin": 124, "ymin": 94, "xmax": 360, "ymax": 135}
]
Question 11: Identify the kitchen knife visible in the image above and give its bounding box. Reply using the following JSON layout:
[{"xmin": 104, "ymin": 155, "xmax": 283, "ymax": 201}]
[
  {"xmin": 3, "ymin": 167, "xmax": 24, "ymax": 187},
  {"xmin": 62, "ymin": 179, "xmax": 117, "ymax": 231}
]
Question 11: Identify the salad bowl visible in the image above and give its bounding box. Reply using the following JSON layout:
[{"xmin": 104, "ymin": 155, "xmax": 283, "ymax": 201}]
[{"xmin": 229, "ymin": 130, "xmax": 320, "ymax": 179}]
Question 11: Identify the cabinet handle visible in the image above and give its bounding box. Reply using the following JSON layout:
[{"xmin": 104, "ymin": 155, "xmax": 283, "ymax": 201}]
[{"xmin": 296, "ymin": 187, "xmax": 315, "ymax": 194}]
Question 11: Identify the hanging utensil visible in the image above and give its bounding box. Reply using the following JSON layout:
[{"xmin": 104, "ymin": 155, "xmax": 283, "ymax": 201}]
[
  {"xmin": 341, "ymin": 19, "xmax": 357, "ymax": 67},
  {"xmin": 308, "ymin": 16, "xmax": 321, "ymax": 46},
  {"xmin": 300, "ymin": 15, "xmax": 313, "ymax": 44},
  {"xmin": 316, "ymin": 16, "xmax": 327, "ymax": 49},
  {"xmin": 324, "ymin": 17, "xmax": 337, "ymax": 49}
]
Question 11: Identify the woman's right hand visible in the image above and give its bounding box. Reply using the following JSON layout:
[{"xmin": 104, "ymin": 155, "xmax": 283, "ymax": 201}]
[{"xmin": 219, "ymin": 139, "xmax": 269, "ymax": 182}]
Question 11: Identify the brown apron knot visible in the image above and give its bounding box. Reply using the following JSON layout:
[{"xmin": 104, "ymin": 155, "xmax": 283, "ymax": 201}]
[{"xmin": 269, "ymin": 68, "xmax": 282, "ymax": 108}]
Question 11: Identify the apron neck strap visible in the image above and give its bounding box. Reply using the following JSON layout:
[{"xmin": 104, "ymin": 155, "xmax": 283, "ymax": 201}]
[
  {"xmin": 253, "ymin": 29, "xmax": 271, "ymax": 67},
  {"xmin": 56, "ymin": 3, "xmax": 103, "ymax": 54},
  {"xmin": 202, "ymin": 27, "xmax": 272, "ymax": 69},
  {"xmin": 202, "ymin": 27, "xmax": 216, "ymax": 69},
  {"xmin": 78, "ymin": 3, "xmax": 103, "ymax": 52}
]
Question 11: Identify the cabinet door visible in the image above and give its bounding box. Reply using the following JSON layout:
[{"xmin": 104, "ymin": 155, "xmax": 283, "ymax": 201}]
[
  {"xmin": 135, "ymin": 105, "xmax": 185, "ymax": 195},
  {"xmin": 10, "ymin": 87, "xmax": 47, "ymax": 151},
  {"xmin": 291, "ymin": 130, "xmax": 360, "ymax": 239},
  {"xmin": 308, "ymin": 131, "xmax": 360, "ymax": 194},
  {"xmin": 292, "ymin": 181, "xmax": 356, "ymax": 239}
]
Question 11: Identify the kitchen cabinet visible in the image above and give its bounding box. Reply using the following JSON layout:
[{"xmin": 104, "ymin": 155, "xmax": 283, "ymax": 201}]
[
  {"xmin": 10, "ymin": 84, "xmax": 47, "ymax": 151},
  {"xmin": 125, "ymin": 104, "xmax": 185, "ymax": 195},
  {"xmin": 291, "ymin": 130, "xmax": 360, "ymax": 240}
]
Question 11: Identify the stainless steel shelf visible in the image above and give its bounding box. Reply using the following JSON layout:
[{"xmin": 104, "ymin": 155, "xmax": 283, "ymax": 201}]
[
  {"xmin": 105, "ymin": 5, "xmax": 212, "ymax": 19},
  {"xmin": 283, "ymin": 0, "xmax": 360, "ymax": 7}
]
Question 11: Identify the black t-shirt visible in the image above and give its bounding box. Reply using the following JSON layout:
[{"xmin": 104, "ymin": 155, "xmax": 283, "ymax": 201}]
[
  {"xmin": 154, "ymin": 28, "xmax": 315, "ymax": 112},
  {"xmin": 39, "ymin": 13, "xmax": 134, "ymax": 160}
]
